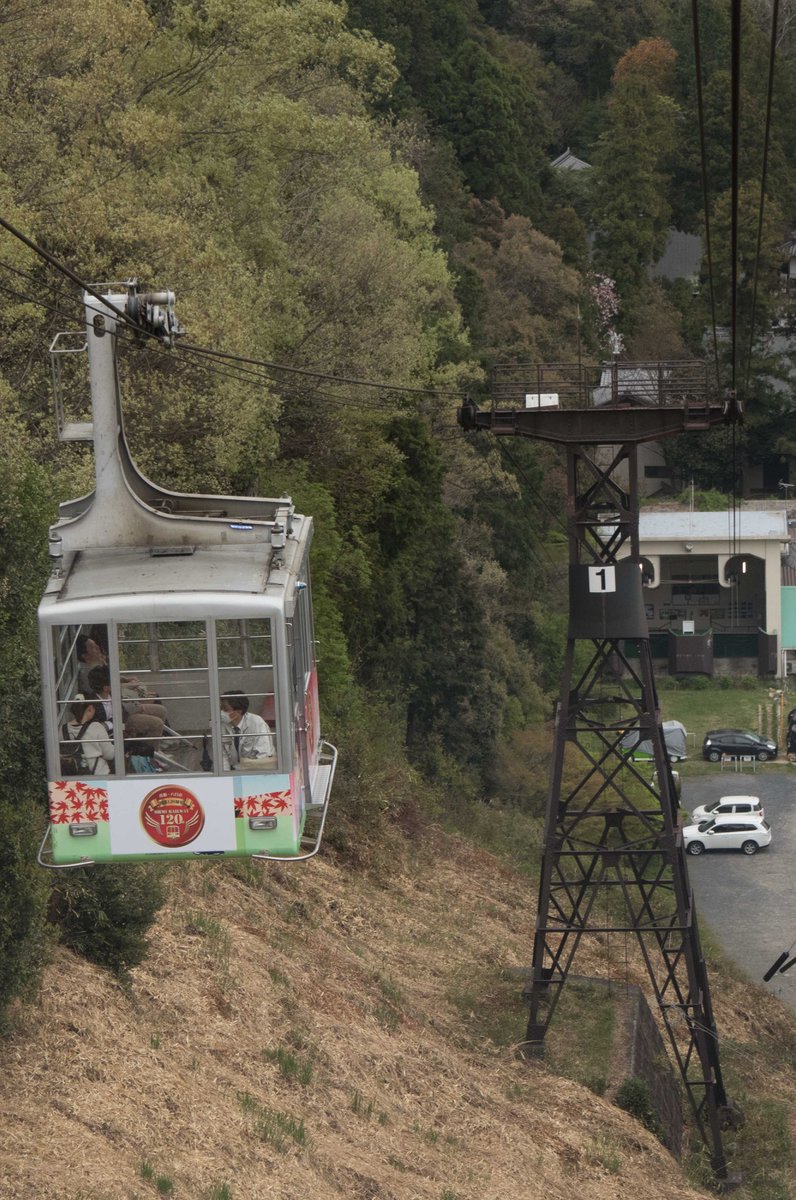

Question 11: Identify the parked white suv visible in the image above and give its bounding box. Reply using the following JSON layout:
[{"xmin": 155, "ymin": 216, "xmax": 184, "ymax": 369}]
[
  {"xmin": 683, "ymin": 816, "xmax": 771, "ymax": 856},
  {"xmin": 690, "ymin": 795, "xmax": 764, "ymax": 823}
]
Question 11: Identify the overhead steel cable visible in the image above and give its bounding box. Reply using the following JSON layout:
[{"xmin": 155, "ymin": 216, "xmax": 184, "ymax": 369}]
[
  {"xmin": 0, "ymin": 214, "xmax": 468, "ymax": 404},
  {"xmin": 494, "ymin": 439, "xmax": 568, "ymax": 536},
  {"xmin": 0, "ymin": 268, "xmax": 435, "ymax": 418},
  {"xmin": 0, "ymin": 214, "xmax": 157, "ymax": 342},
  {"xmin": 0, "ymin": 256, "xmax": 88, "ymax": 314},
  {"xmin": 726, "ymin": 0, "xmax": 744, "ymax": 566},
  {"xmin": 176, "ymin": 340, "xmax": 467, "ymax": 400},
  {"xmin": 0, "ymin": 274, "xmax": 182, "ymax": 362},
  {"xmin": 730, "ymin": 0, "xmax": 742, "ymax": 397},
  {"xmin": 691, "ymin": 0, "xmax": 722, "ymax": 392},
  {"xmin": 0, "ymin": 278, "xmax": 83, "ymax": 322},
  {"xmin": 743, "ymin": 0, "xmax": 781, "ymax": 395},
  {"xmin": 137, "ymin": 332, "xmax": 416, "ymax": 414},
  {"xmin": 0, "ymin": 276, "xmax": 160, "ymax": 353},
  {"xmin": 473, "ymin": 440, "xmax": 563, "ymax": 577}
]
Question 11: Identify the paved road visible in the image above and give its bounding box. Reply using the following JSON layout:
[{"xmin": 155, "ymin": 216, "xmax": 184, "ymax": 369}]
[{"xmin": 682, "ymin": 765, "xmax": 796, "ymax": 1010}]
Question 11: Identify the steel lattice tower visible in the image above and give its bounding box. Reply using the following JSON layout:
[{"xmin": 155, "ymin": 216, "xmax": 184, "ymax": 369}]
[{"xmin": 459, "ymin": 364, "xmax": 742, "ymax": 1178}]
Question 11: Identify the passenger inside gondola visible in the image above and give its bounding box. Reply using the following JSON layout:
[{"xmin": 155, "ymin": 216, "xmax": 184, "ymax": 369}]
[
  {"xmin": 53, "ymin": 618, "xmax": 279, "ymax": 777},
  {"xmin": 220, "ymin": 691, "xmax": 275, "ymax": 770},
  {"xmin": 64, "ymin": 693, "xmax": 114, "ymax": 776},
  {"xmin": 87, "ymin": 665, "xmax": 167, "ymax": 743},
  {"xmin": 116, "ymin": 617, "xmax": 216, "ymax": 774},
  {"xmin": 76, "ymin": 633, "xmax": 107, "ymax": 693},
  {"xmin": 124, "ymin": 735, "xmax": 161, "ymax": 774}
]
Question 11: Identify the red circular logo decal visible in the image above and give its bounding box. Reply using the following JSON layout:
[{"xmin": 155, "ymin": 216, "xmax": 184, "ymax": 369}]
[{"xmin": 140, "ymin": 785, "xmax": 205, "ymax": 847}]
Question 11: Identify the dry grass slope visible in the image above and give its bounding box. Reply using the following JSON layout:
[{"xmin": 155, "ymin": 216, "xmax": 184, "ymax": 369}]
[{"xmin": 1, "ymin": 828, "xmax": 794, "ymax": 1199}]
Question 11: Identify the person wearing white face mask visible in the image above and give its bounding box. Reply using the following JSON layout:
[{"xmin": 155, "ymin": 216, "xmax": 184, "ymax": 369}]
[{"xmin": 220, "ymin": 691, "xmax": 275, "ymax": 770}]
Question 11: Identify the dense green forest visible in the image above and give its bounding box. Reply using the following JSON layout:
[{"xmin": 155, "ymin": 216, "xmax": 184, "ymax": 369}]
[{"xmin": 1, "ymin": 0, "xmax": 795, "ymax": 1025}]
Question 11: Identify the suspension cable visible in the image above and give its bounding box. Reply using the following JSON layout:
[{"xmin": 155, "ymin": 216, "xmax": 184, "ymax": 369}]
[
  {"xmin": 0, "ymin": 214, "xmax": 468, "ymax": 402},
  {"xmin": 730, "ymin": 0, "xmax": 742, "ymax": 397},
  {"xmin": 691, "ymin": 0, "xmax": 721, "ymax": 392},
  {"xmin": 743, "ymin": 0, "xmax": 781, "ymax": 394},
  {"xmin": 176, "ymin": 341, "xmax": 466, "ymax": 400},
  {"xmin": 0, "ymin": 214, "xmax": 154, "ymax": 340},
  {"xmin": 728, "ymin": 0, "xmax": 744, "ymax": 563}
]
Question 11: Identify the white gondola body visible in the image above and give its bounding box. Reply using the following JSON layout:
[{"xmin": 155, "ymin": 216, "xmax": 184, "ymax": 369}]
[{"xmin": 38, "ymin": 286, "xmax": 335, "ymax": 866}]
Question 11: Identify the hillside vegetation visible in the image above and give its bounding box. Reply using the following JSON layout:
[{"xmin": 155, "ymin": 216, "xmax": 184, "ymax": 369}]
[{"xmin": 4, "ymin": 830, "xmax": 796, "ymax": 1200}]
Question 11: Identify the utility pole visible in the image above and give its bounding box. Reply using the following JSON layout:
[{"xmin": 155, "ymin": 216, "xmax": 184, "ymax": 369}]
[{"xmin": 459, "ymin": 360, "xmax": 742, "ymax": 1179}]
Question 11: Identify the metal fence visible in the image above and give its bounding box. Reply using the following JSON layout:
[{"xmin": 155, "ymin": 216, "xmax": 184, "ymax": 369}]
[{"xmin": 490, "ymin": 359, "xmax": 718, "ymax": 409}]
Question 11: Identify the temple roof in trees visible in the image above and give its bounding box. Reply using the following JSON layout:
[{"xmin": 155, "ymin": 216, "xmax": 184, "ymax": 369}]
[{"xmin": 550, "ymin": 148, "xmax": 591, "ymax": 171}]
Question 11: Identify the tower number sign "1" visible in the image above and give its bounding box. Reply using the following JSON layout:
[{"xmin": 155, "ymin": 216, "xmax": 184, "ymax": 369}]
[{"xmin": 588, "ymin": 565, "xmax": 616, "ymax": 593}]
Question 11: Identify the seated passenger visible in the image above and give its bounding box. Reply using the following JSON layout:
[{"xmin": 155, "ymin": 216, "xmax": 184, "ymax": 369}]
[
  {"xmin": 76, "ymin": 634, "xmax": 107, "ymax": 693},
  {"xmin": 65, "ymin": 693, "xmax": 115, "ymax": 776},
  {"xmin": 124, "ymin": 736, "xmax": 161, "ymax": 774},
  {"xmin": 78, "ymin": 628, "xmax": 165, "ymax": 707},
  {"xmin": 88, "ymin": 665, "xmax": 168, "ymax": 742},
  {"xmin": 220, "ymin": 691, "xmax": 275, "ymax": 770}
]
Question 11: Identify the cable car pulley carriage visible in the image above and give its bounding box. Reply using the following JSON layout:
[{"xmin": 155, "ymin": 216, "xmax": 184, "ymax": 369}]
[{"xmin": 38, "ymin": 282, "xmax": 336, "ymax": 867}]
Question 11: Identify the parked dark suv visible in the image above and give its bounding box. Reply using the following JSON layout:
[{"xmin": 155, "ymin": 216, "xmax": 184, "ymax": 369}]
[{"xmin": 702, "ymin": 729, "xmax": 778, "ymax": 762}]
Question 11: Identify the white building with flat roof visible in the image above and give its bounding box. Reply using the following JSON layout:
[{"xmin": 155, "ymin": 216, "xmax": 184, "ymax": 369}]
[{"xmin": 618, "ymin": 510, "xmax": 790, "ymax": 674}]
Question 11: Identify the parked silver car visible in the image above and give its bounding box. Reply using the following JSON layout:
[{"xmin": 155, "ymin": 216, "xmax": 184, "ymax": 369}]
[{"xmin": 690, "ymin": 795, "xmax": 764, "ymax": 823}]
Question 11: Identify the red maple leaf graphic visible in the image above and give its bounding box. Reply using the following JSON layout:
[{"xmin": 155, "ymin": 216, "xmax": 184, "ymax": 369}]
[
  {"xmin": 49, "ymin": 780, "xmax": 109, "ymax": 822},
  {"xmin": 236, "ymin": 790, "xmax": 292, "ymax": 819}
]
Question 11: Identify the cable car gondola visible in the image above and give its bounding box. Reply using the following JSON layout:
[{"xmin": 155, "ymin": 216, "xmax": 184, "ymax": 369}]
[{"xmin": 38, "ymin": 282, "xmax": 336, "ymax": 867}]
